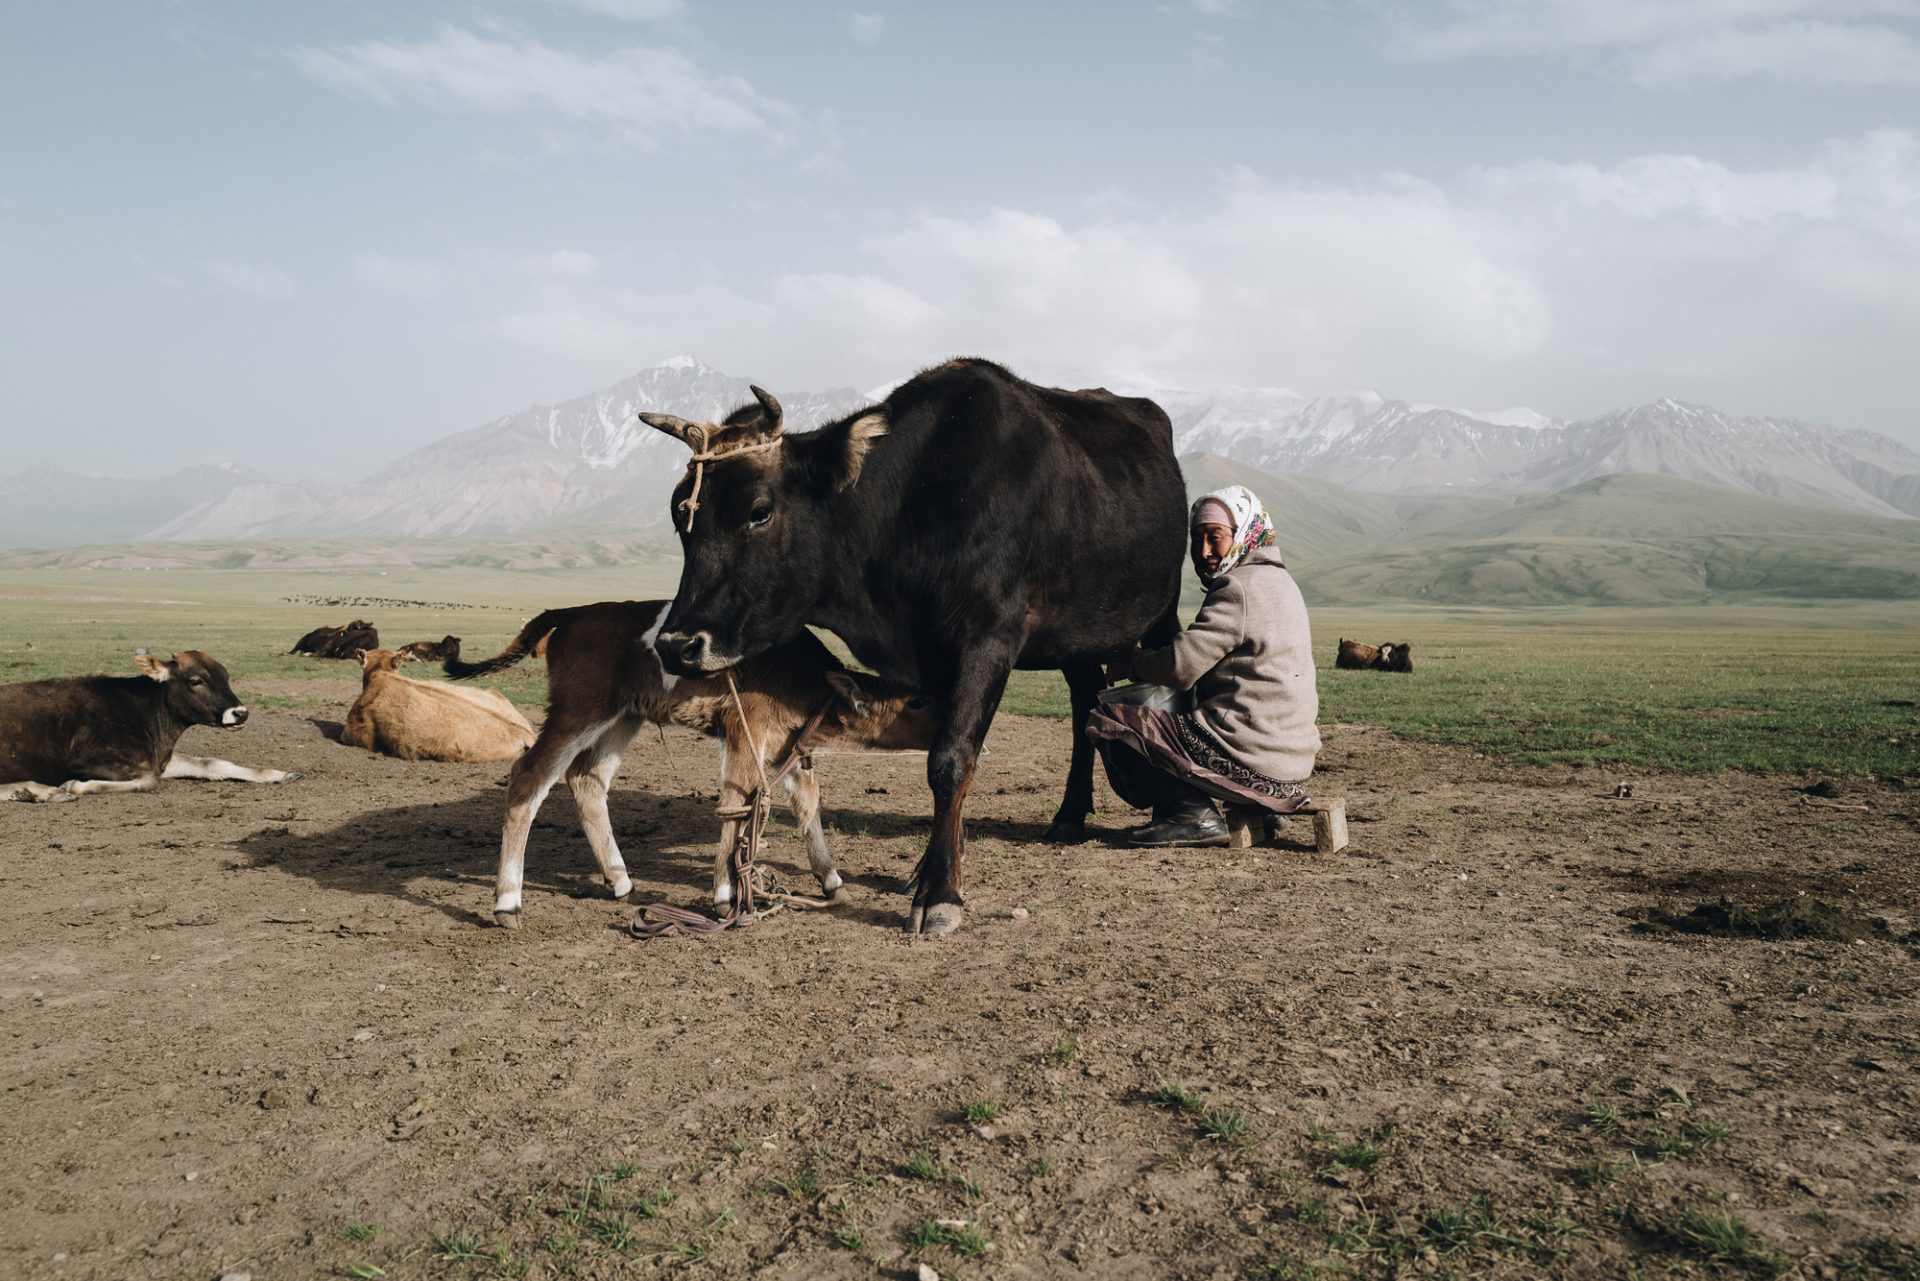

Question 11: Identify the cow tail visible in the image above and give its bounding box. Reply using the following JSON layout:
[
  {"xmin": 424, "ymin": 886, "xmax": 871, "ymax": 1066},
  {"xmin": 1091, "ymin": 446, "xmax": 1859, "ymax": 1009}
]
[{"xmin": 444, "ymin": 610, "xmax": 565, "ymax": 680}]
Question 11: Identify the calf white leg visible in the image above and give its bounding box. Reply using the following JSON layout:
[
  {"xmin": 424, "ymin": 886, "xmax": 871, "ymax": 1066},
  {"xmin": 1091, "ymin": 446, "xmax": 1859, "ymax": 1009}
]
[
  {"xmin": 711, "ymin": 740, "xmax": 751, "ymax": 909},
  {"xmin": 564, "ymin": 715, "xmax": 641, "ymax": 901},
  {"xmin": 783, "ymin": 767, "xmax": 843, "ymax": 899},
  {"xmin": 3, "ymin": 781, "xmax": 77, "ymax": 803},
  {"xmin": 494, "ymin": 719, "xmax": 611, "ymax": 928},
  {"xmin": 163, "ymin": 755, "xmax": 301, "ymax": 784},
  {"xmin": 63, "ymin": 773, "xmax": 160, "ymax": 795}
]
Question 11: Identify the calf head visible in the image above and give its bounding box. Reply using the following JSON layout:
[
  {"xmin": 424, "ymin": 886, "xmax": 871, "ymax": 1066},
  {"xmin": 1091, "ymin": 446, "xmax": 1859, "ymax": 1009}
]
[
  {"xmin": 642, "ymin": 386, "xmax": 888, "ymax": 676},
  {"xmin": 356, "ymin": 647, "xmax": 405, "ymax": 685},
  {"xmin": 820, "ymin": 670, "xmax": 943, "ymax": 750},
  {"xmin": 135, "ymin": 649, "xmax": 250, "ymax": 728}
]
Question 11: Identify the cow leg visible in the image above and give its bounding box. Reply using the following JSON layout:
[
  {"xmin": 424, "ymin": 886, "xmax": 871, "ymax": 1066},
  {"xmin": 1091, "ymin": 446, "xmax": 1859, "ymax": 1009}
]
[
  {"xmin": 782, "ymin": 766, "xmax": 845, "ymax": 901},
  {"xmin": 3, "ymin": 780, "xmax": 76, "ymax": 803},
  {"xmin": 162, "ymin": 755, "xmax": 302, "ymax": 784},
  {"xmin": 909, "ymin": 653, "xmax": 1013, "ymax": 936},
  {"xmin": 562, "ymin": 716, "xmax": 640, "ymax": 901},
  {"xmin": 494, "ymin": 719, "xmax": 608, "ymax": 928},
  {"xmin": 712, "ymin": 739, "xmax": 752, "ymax": 910},
  {"xmin": 63, "ymin": 772, "xmax": 160, "ymax": 796},
  {"xmin": 1045, "ymin": 658, "xmax": 1106, "ymax": 843}
]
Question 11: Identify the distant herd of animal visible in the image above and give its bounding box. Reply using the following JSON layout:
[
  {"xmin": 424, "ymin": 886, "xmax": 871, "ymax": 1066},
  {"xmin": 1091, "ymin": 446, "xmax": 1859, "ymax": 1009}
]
[{"xmin": 3, "ymin": 358, "xmax": 1423, "ymax": 936}]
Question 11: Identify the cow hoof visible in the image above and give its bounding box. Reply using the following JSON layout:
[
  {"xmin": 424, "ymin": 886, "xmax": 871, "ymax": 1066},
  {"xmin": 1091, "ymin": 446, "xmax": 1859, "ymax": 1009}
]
[
  {"xmin": 1044, "ymin": 817, "xmax": 1089, "ymax": 844},
  {"xmin": 609, "ymin": 875, "xmax": 633, "ymax": 901},
  {"xmin": 493, "ymin": 910, "xmax": 523, "ymax": 931},
  {"xmin": 280, "ymin": 772, "xmax": 304, "ymax": 783},
  {"xmin": 825, "ymin": 885, "xmax": 851, "ymax": 906},
  {"xmin": 919, "ymin": 903, "xmax": 964, "ymax": 936}
]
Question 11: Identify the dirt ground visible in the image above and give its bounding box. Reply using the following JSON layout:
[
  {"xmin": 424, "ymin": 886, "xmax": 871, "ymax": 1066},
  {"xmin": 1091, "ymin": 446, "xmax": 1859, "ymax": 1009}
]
[{"xmin": 2, "ymin": 680, "xmax": 1916, "ymax": 1280}]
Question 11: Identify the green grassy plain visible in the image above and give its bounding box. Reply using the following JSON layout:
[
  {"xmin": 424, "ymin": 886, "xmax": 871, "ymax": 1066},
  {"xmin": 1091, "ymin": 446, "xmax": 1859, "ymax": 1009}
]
[{"xmin": 3, "ymin": 568, "xmax": 1915, "ymax": 778}]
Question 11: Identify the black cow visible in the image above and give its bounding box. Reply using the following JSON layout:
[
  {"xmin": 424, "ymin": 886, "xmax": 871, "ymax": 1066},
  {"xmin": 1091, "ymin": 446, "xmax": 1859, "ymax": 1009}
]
[
  {"xmin": 641, "ymin": 358, "xmax": 1186, "ymax": 934},
  {"xmin": 292, "ymin": 620, "xmax": 379, "ymax": 659},
  {"xmin": 0, "ymin": 650, "xmax": 300, "ymax": 800}
]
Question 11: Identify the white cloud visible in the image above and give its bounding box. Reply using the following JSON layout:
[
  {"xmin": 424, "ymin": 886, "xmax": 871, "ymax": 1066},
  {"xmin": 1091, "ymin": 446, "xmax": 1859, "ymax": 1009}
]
[
  {"xmin": 1385, "ymin": 0, "xmax": 1920, "ymax": 86},
  {"xmin": 293, "ymin": 25, "xmax": 798, "ymax": 145},
  {"xmin": 545, "ymin": 0, "xmax": 683, "ymax": 18},
  {"xmin": 848, "ymin": 12, "xmax": 885, "ymax": 45},
  {"xmin": 204, "ymin": 259, "xmax": 296, "ymax": 300},
  {"xmin": 454, "ymin": 130, "xmax": 1917, "ymax": 433},
  {"xmin": 516, "ymin": 249, "xmax": 601, "ymax": 281}
]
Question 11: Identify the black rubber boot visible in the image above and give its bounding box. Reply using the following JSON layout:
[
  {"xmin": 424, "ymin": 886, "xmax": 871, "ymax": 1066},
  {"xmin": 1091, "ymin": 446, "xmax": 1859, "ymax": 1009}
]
[{"xmin": 1123, "ymin": 798, "xmax": 1228, "ymax": 847}]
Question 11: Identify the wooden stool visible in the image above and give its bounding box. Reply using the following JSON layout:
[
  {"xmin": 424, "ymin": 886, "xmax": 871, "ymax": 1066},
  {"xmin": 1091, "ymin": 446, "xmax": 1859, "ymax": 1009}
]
[{"xmin": 1224, "ymin": 798, "xmax": 1348, "ymax": 854}]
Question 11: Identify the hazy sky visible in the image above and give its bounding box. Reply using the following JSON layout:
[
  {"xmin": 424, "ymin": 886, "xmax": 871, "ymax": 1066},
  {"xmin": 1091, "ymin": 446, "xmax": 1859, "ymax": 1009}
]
[{"xmin": 3, "ymin": 0, "xmax": 1918, "ymax": 480}]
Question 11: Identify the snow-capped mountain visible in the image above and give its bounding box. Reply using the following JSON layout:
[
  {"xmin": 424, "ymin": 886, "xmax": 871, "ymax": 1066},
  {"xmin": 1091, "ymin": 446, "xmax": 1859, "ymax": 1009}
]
[
  {"xmin": 147, "ymin": 358, "xmax": 873, "ymax": 541},
  {"xmin": 11, "ymin": 361, "xmax": 1915, "ymax": 549},
  {"xmin": 1147, "ymin": 387, "xmax": 1919, "ymax": 518}
]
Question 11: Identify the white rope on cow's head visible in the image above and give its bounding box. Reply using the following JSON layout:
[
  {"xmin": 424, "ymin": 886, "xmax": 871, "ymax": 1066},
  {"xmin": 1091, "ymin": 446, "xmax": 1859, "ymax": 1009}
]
[{"xmin": 675, "ymin": 426, "xmax": 785, "ymax": 532}]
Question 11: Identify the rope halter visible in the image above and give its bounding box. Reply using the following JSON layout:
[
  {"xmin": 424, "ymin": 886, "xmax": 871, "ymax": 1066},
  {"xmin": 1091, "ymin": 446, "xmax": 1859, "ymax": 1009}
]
[{"xmin": 677, "ymin": 425, "xmax": 785, "ymax": 532}]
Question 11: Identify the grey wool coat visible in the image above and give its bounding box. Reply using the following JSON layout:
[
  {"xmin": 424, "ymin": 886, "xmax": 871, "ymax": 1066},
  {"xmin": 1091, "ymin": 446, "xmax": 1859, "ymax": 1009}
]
[{"xmin": 1134, "ymin": 545, "xmax": 1322, "ymax": 783}]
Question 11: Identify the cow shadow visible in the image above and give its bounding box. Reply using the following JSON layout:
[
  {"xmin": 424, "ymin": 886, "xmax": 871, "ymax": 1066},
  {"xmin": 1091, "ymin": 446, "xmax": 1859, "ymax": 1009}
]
[
  {"xmin": 234, "ymin": 786, "xmax": 942, "ymax": 930},
  {"xmin": 308, "ymin": 717, "xmax": 345, "ymax": 743}
]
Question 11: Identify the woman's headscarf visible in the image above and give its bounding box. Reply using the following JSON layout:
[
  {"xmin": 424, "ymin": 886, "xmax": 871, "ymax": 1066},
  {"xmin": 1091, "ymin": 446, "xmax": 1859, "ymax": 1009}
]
[{"xmin": 1189, "ymin": 484, "xmax": 1276, "ymax": 580}]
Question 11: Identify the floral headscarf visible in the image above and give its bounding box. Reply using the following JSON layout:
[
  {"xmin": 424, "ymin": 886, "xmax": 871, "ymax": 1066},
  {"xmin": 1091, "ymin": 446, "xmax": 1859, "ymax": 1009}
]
[{"xmin": 1190, "ymin": 484, "xmax": 1276, "ymax": 580}]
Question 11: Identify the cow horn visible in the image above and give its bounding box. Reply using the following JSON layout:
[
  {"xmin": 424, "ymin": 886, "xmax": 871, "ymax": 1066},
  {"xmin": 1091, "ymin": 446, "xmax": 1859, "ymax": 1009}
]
[
  {"xmin": 638, "ymin": 411, "xmax": 700, "ymax": 444},
  {"xmin": 749, "ymin": 385, "xmax": 784, "ymax": 435}
]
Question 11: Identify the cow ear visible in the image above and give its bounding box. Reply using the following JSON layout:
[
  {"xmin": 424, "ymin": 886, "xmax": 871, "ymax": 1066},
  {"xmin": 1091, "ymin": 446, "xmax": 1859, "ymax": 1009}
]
[
  {"xmin": 823, "ymin": 670, "xmax": 873, "ymax": 718},
  {"xmin": 352, "ymin": 648, "xmax": 370, "ymax": 666},
  {"xmin": 836, "ymin": 411, "xmax": 889, "ymax": 491},
  {"xmin": 134, "ymin": 651, "xmax": 172, "ymax": 682}
]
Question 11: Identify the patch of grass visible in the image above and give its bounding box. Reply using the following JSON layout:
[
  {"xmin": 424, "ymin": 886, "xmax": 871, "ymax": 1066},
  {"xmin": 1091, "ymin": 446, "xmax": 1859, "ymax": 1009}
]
[
  {"xmin": 340, "ymin": 1264, "xmax": 387, "ymax": 1280},
  {"xmin": 1585, "ymin": 1096, "xmax": 1621, "ymax": 1133},
  {"xmin": 590, "ymin": 1209, "xmax": 637, "ymax": 1254},
  {"xmin": 903, "ymin": 1149, "xmax": 945, "ymax": 1182},
  {"xmin": 1413, "ymin": 1197, "xmax": 1534, "ymax": 1254},
  {"xmin": 1687, "ymin": 1114, "xmax": 1736, "ymax": 1144},
  {"xmin": 432, "ymin": 1224, "xmax": 496, "ymax": 1263},
  {"xmin": 908, "ymin": 1218, "xmax": 989, "ymax": 1258},
  {"xmin": 834, "ymin": 1226, "xmax": 865, "ymax": 1252},
  {"xmin": 1331, "ymin": 1139, "xmax": 1383, "ymax": 1170},
  {"xmin": 1199, "ymin": 1107, "xmax": 1250, "ymax": 1143},
  {"xmin": 964, "ymin": 1099, "xmax": 1002, "ymax": 1125},
  {"xmin": 1027, "ymin": 1155, "xmax": 1054, "ymax": 1179},
  {"xmin": 772, "ymin": 1161, "xmax": 824, "ymax": 1201},
  {"xmin": 1144, "ymin": 1076, "xmax": 1206, "ymax": 1114},
  {"xmin": 1664, "ymin": 1203, "xmax": 1785, "ymax": 1275},
  {"xmin": 1049, "ymin": 1033, "xmax": 1077, "ymax": 1066},
  {"xmin": 955, "ymin": 1169, "xmax": 985, "ymax": 1202},
  {"xmin": 340, "ymin": 1220, "xmax": 379, "ymax": 1242},
  {"xmin": 1648, "ymin": 1127, "xmax": 1700, "ymax": 1158},
  {"xmin": 1576, "ymin": 1154, "xmax": 1624, "ymax": 1188}
]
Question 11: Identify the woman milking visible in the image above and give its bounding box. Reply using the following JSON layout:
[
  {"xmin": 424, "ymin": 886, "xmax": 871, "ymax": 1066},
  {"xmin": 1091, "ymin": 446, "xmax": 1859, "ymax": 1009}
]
[{"xmin": 1090, "ymin": 485, "xmax": 1322, "ymax": 846}]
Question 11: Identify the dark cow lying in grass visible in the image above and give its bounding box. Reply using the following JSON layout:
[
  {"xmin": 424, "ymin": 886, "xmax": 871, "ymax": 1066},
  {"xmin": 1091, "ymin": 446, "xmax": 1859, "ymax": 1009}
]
[
  {"xmin": 395, "ymin": 635, "xmax": 461, "ymax": 664},
  {"xmin": 0, "ymin": 650, "xmax": 300, "ymax": 801},
  {"xmin": 1336, "ymin": 638, "xmax": 1414, "ymax": 672},
  {"xmin": 292, "ymin": 620, "xmax": 379, "ymax": 659},
  {"xmin": 446, "ymin": 601, "xmax": 942, "ymax": 928}
]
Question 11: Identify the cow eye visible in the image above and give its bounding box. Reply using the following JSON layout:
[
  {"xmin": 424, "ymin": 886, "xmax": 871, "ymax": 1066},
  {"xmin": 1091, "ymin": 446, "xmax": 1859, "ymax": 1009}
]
[
  {"xmin": 907, "ymin": 696, "xmax": 930, "ymax": 710},
  {"xmin": 747, "ymin": 503, "xmax": 773, "ymax": 528},
  {"xmin": 186, "ymin": 676, "xmax": 205, "ymax": 687}
]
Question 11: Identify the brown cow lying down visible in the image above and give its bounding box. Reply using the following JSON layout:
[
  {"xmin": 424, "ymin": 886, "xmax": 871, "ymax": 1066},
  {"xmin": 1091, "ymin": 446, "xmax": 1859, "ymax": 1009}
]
[
  {"xmin": 1335, "ymin": 638, "xmax": 1415, "ymax": 672},
  {"xmin": 342, "ymin": 649, "xmax": 536, "ymax": 763},
  {"xmin": 293, "ymin": 619, "xmax": 379, "ymax": 659},
  {"xmin": 395, "ymin": 635, "xmax": 461, "ymax": 664},
  {"xmin": 0, "ymin": 650, "xmax": 300, "ymax": 801},
  {"xmin": 446, "ymin": 600, "xmax": 942, "ymax": 928}
]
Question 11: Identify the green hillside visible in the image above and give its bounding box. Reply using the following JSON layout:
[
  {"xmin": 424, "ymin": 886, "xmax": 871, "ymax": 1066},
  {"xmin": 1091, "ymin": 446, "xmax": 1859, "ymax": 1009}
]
[
  {"xmin": 1296, "ymin": 474, "xmax": 1920, "ymax": 605},
  {"xmin": 1178, "ymin": 453, "xmax": 1509, "ymax": 557}
]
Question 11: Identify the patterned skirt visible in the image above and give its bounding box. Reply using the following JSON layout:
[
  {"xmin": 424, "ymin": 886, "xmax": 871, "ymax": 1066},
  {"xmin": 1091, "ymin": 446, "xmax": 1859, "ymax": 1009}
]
[{"xmin": 1086, "ymin": 702, "xmax": 1310, "ymax": 813}]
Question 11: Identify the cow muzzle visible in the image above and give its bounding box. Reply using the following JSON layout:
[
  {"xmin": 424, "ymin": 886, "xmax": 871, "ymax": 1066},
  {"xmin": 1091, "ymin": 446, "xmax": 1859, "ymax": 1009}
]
[
  {"xmin": 221, "ymin": 706, "xmax": 249, "ymax": 727},
  {"xmin": 655, "ymin": 630, "xmax": 731, "ymax": 676}
]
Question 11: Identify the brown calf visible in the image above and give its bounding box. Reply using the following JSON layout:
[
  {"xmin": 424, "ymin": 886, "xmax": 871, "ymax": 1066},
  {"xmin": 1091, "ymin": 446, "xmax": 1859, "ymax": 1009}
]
[
  {"xmin": 396, "ymin": 635, "xmax": 462, "ymax": 664},
  {"xmin": 1335, "ymin": 638, "xmax": 1414, "ymax": 673},
  {"xmin": 0, "ymin": 650, "xmax": 299, "ymax": 800},
  {"xmin": 342, "ymin": 649, "xmax": 537, "ymax": 763},
  {"xmin": 447, "ymin": 601, "xmax": 941, "ymax": 928}
]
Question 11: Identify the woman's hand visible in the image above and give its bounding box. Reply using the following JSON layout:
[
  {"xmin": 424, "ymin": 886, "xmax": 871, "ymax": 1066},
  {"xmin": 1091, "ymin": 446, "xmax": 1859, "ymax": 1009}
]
[{"xmin": 1103, "ymin": 643, "xmax": 1139, "ymax": 684}]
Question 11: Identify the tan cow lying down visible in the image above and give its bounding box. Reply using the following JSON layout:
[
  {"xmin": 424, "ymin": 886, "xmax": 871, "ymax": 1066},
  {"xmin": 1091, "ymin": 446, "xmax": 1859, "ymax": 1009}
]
[
  {"xmin": 445, "ymin": 600, "xmax": 942, "ymax": 928},
  {"xmin": 342, "ymin": 649, "xmax": 535, "ymax": 763}
]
